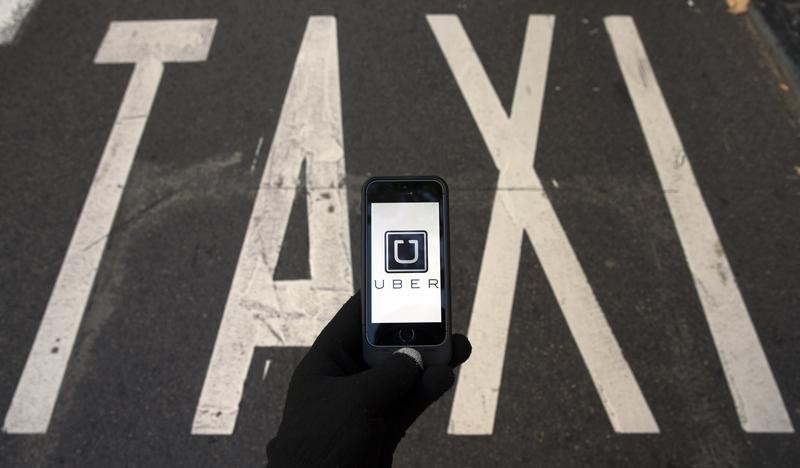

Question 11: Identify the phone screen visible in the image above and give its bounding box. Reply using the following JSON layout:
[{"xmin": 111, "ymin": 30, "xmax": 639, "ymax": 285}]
[
  {"xmin": 370, "ymin": 202, "xmax": 442, "ymax": 323},
  {"xmin": 363, "ymin": 179, "xmax": 448, "ymax": 347}
]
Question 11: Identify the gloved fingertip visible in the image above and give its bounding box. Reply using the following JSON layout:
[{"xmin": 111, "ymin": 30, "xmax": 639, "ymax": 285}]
[
  {"xmin": 450, "ymin": 334, "xmax": 472, "ymax": 368},
  {"xmin": 393, "ymin": 347, "xmax": 423, "ymax": 370}
]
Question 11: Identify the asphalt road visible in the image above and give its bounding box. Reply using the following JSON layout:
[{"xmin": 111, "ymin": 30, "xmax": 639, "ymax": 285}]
[{"xmin": 2, "ymin": 0, "xmax": 800, "ymax": 466}]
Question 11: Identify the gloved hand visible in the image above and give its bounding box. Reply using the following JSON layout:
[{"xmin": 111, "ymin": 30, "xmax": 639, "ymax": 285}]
[{"xmin": 266, "ymin": 293, "xmax": 471, "ymax": 467}]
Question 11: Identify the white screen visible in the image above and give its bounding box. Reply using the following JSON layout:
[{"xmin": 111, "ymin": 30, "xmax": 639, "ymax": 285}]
[{"xmin": 370, "ymin": 202, "xmax": 442, "ymax": 323}]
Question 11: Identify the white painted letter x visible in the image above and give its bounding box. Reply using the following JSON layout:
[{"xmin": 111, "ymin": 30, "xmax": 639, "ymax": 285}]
[{"xmin": 428, "ymin": 15, "xmax": 659, "ymax": 434}]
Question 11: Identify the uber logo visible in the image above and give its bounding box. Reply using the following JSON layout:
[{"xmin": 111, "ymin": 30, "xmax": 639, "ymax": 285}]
[{"xmin": 385, "ymin": 231, "xmax": 427, "ymax": 273}]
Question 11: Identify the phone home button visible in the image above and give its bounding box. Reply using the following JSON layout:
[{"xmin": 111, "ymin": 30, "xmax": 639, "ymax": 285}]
[{"xmin": 398, "ymin": 328, "xmax": 415, "ymax": 344}]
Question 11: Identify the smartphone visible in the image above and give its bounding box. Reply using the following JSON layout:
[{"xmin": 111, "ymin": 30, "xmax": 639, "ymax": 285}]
[{"xmin": 361, "ymin": 176, "xmax": 452, "ymax": 367}]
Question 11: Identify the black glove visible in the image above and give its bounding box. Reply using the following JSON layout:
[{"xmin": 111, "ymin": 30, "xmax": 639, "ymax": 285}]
[{"xmin": 266, "ymin": 293, "xmax": 471, "ymax": 467}]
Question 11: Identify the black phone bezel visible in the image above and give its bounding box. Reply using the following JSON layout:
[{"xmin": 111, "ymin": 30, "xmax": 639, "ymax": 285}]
[{"xmin": 362, "ymin": 177, "xmax": 450, "ymax": 347}]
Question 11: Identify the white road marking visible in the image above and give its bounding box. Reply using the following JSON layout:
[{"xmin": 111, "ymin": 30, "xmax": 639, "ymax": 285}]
[
  {"xmin": 262, "ymin": 361, "xmax": 271, "ymax": 381},
  {"xmin": 191, "ymin": 16, "xmax": 352, "ymax": 435},
  {"xmin": 0, "ymin": 0, "xmax": 37, "ymax": 45},
  {"xmin": 605, "ymin": 16, "xmax": 794, "ymax": 433},
  {"xmin": 2, "ymin": 19, "xmax": 217, "ymax": 434},
  {"xmin": 429, "ymin": 15, "xmax": 659, "ymax": 435},
  {"xmin": 250, "ymin": 135, "xmax": 264, "ymax": 173}
]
